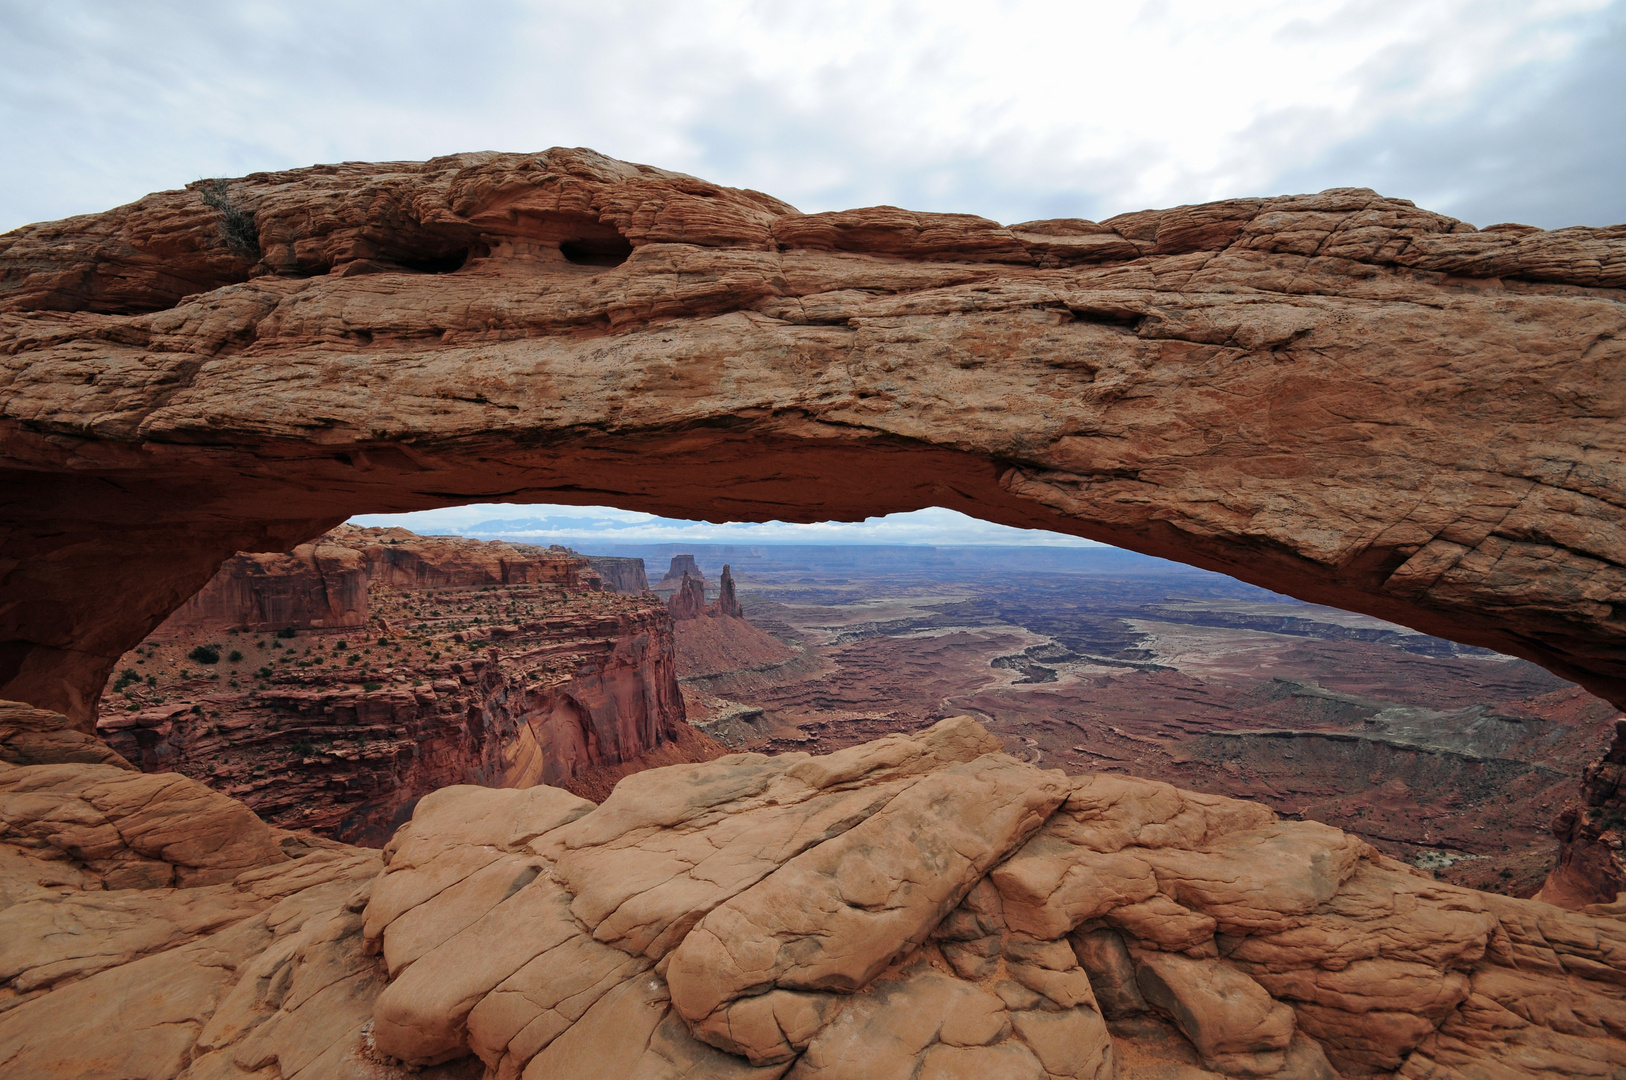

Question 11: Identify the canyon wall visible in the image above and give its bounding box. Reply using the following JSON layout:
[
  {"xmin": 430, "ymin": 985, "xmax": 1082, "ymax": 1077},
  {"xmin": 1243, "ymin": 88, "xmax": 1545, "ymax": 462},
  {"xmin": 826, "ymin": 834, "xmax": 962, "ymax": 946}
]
[
  {"xmin": 585, "ymin": 555, "xmax": 650, "ymax": 593},
  {"xmin": 153, "ymin": 525, "xmax": 601, "ymax": 636},
  {"xmin": 98, "ymin": 526, "xmax": 693, "ymax": 845},
  {"xmin": 1, "ymin": 150, "xmax": 1619, "ymax": 727},
  {"xmin": 1540, "ymin": 719, "xmax": 1626, "ymax": 907}
]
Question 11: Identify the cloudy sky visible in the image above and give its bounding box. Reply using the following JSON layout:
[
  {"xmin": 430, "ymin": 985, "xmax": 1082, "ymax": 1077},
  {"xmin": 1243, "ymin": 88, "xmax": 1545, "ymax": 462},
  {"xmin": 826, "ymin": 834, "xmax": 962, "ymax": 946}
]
[
  {"xmin": 6, "ymin": 0, "xmax": 1621, "ymax": 544},
  {"xmin": 348, "ymin": 506, "xmax": 1103, "ymax": 547}
]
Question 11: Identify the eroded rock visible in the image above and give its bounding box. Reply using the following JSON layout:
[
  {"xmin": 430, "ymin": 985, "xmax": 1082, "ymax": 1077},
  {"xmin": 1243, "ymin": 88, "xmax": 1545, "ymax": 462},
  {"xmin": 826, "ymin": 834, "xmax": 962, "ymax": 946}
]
[
  {"xmin": 4, "ymin": 716, "xmax": 1626, "ymax": 1078},
  {"xmin": 1, "ymin": 151, "xmax": 1621, "ymax": 728}
]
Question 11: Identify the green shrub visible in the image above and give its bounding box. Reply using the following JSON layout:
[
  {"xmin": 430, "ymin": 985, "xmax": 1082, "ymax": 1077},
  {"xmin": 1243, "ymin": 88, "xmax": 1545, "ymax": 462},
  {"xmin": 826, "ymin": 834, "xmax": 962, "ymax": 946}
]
[
  {"xmin": 276, "ymin": 627, "xmax": 297, "ymax": 639},
  {"xmin": 362, "ymin": 680, "xmax": 383, "ymax": 692},
  {"xmin": 188, "ymin": 645, "xmax": 220, "ymax": 665},
  {"xmin": 228, "ymin": 649, "xmax": 243, "ymax": 662}
]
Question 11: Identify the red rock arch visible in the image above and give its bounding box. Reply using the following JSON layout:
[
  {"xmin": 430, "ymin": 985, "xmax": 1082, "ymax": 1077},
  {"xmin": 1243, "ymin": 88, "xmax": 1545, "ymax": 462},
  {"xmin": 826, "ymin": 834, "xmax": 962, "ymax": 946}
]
[{"xmin": 1, "ymin": 148, "xmax": 1622, "ymax": 728}]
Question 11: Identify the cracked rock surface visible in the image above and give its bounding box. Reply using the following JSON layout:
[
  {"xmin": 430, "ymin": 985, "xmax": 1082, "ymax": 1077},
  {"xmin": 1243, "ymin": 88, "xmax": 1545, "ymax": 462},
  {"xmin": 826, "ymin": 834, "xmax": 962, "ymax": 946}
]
[{"xmin": 5, "ymin": 709, "xmax": 1625, "ymax": 1079}]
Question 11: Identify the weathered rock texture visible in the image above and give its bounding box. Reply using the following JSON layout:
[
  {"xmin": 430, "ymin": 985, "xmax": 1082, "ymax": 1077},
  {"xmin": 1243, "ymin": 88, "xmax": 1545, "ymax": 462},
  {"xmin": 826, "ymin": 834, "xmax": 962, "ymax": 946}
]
[
  {"xmin": 155, "ymin": 524, "xmax": 602, "ymax": 636},
  {"xmin": 668, "ymin": 571, "xmax": 709, "ymax": 621},
  {"xmin": 714, "ymin": 564, "xmax": 743, "ymax": 618},
  {"xmin": 586, "ymin": 555, "xmax": 650, "ymax": 594},
  {"xmin": 1540, "ymin": 717, "xmax": 1626, "ymax": 908},
  {"xmin": 658, "ymin": 555, "xmax": 707, "ymax": 589},
  {"xmin": 94, "ymin": 527, "xmax": 687, "ymax": 845},
  {"xmin": 1, "ymin": 148, "xmax": 1622, "ymax": 726},
  {"xmin": 6, "ymin": 712, "xmax": 1626, "ymax": 1079}
]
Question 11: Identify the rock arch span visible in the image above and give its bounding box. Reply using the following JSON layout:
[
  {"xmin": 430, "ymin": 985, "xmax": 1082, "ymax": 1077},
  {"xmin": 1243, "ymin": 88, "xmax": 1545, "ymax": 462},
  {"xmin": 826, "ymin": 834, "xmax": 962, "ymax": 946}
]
[{"xmin": 1, "ymin": 148, "xmax": 1622, "ymax": 728}]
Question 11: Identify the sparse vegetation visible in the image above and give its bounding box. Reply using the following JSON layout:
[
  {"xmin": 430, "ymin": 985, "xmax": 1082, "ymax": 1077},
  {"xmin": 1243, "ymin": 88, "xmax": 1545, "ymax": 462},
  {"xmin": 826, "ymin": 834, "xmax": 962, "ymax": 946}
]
[
  {"xmin": 228, "ymin": 649, "xmax": 243, "ymax": 662},
  {"xmin": 199, "ymin": 178, "xmax": 261, "ymax": 259},
  {"xmin": 188, "ymin": 644, "xmax": 220, "ymax": 665}
]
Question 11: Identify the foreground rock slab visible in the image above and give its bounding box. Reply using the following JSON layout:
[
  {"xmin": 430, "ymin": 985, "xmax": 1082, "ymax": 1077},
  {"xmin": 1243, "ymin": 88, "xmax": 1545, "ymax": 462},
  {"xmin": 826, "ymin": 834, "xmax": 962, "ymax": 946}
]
[
  {"xmin": 1, "ymin": 148, "xmax": 1622, "ymax": 726},
  {"xmin": 4, "ymin": 713, "xmax": 1625, "ymax": 1079}
]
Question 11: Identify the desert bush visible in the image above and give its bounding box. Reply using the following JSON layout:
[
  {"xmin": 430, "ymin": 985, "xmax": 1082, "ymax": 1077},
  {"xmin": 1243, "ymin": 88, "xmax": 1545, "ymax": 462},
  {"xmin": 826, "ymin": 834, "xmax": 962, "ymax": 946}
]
[
  {"xmin": 228, "ymin": 649, "xmax": 243, "ymax": 662},
  {"xmin": 199, "ymin": 178, "xmax": 261, "ymax": 258},
  {"xmin": 362, "ymin": 680, "xmax": 383, "ymax": 692},
  {"xmin": 188, "ymin": 645, "xmax": 220, "ymax": 665},
  {"xmin": 276, "ymin": 627, "xmax": 297, "ymax": 639}
]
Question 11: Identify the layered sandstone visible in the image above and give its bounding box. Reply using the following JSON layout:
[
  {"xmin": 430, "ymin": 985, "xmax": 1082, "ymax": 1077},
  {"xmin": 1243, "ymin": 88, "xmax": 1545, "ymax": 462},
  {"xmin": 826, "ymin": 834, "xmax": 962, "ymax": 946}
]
[
  {"xmin": 154, "ymin": 525, "xmax": 601, "ymax": 636},
  {"xmin": 0, "ymin": 149, "xmax": 1621, "ymax": 728},
  {"xmin": 4, "ymin": 711, "xmax": 1625, "ymax": 1079},
  {"xmin": 657, "ymin": 555, "xmax": 706, "ymax": 590},
  {"xmin": 662, "ymin": 563, "xmax": 799, "ymax": 739},
  {"xmin": 97, "ymin": 527, "xmax": 690, "ymax": 845},
  {"xmin": 668, "ymin": 572, "xmax": 708, "ymax": 620},
  {"xmin": 1540, "ymin": 718, "xmax": 1626, "ymax": 908},
  {"xmin": 585, "ymin": 555, "xmax": 651, "ymax": 594}
]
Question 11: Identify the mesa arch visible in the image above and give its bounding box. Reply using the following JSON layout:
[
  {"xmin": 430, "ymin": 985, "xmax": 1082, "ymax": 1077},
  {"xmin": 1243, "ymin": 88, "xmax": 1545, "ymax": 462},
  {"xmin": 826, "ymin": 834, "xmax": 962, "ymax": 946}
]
[{"xmin": 0, "ymin": 148, "xmax": 1622, "ymax": 730}]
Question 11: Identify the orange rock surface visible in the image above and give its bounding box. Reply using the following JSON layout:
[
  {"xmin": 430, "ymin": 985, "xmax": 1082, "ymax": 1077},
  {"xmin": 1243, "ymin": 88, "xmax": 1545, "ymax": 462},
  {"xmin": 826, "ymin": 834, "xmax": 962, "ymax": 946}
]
[
  {"xmin": 5, "ymin": 710, "xmax": 1626, "ymax": 1079},
  {"xmin": 0, "ymin": 149, "xmax": 1622, "ymax": 728}
]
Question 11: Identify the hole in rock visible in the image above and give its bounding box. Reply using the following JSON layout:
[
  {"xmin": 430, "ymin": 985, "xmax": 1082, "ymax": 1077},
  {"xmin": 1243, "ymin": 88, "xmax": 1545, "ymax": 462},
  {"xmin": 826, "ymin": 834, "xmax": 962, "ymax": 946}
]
[
  {"xmin": 112, "ymin": 498, "xmax": 1616, "ymax": 905},
  {"xmin": 393, "ymin": 249, "xmax": 471, "ymax": 274},
  {"xmin": 559, "ymin": 236, "xmax": 633, "ymax": 267}
]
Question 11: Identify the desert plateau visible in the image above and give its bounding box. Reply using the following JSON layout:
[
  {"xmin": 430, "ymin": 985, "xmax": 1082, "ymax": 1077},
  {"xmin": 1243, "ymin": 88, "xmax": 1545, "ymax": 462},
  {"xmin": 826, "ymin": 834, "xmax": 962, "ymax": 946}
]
[{"xmin": 0, "ymin": 143, "xmax": 1622, "ymax": 1080}]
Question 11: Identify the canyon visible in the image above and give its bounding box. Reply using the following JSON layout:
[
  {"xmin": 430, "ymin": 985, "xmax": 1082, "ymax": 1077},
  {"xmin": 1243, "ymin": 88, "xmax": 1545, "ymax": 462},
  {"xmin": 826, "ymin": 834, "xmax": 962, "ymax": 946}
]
[
  {"xmin": 634, "ymin": 546, "xmax": 1619, "ymax": 901},
  {"xmin": 0, "ymin": 151, "xmax": 1621, "ymax": 1079},
  {"xmin": 93, "ymin": 525, "xmax": 715, "ymax": 845}
]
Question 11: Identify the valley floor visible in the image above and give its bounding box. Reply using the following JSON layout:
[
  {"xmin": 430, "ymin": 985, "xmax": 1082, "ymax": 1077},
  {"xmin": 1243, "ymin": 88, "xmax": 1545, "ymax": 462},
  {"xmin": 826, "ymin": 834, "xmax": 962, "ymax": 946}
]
[{"xmin": 675, "ymin": 560, "xmax": 1620, "ymax": 899}]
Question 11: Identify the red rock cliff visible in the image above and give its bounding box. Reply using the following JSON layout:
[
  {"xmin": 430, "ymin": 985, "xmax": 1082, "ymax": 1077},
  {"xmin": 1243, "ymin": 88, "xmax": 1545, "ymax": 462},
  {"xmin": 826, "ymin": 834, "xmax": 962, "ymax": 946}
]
[
  {"xmin": 1539, "ymin": 718, "xmax": 1626, "ymax": 907},
  {"xmin": 154, "ymin": 525, "xmax": 601, "ymax": 636},
  {"xmin": 97, "ymin": 527, "xmax": 692, "ymax": 845}
]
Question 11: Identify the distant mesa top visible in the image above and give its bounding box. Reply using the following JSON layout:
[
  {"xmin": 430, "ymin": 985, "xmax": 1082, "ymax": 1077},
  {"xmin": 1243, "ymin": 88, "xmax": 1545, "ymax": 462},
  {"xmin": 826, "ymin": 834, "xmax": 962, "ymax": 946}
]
[
  {"xmin": 0, "ymin": 147, "xmax": 1621, "ymax": 727},
  {"xmin": 658, "ymin": 554, "xmax": 707, "ymax": 588}
]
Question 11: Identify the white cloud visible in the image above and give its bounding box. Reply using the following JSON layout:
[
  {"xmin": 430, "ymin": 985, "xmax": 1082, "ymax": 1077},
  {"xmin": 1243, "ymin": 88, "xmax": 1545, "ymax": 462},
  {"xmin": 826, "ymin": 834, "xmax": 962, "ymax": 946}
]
[
  {"xmin": 2, "ymin": 0, "xmax": 1620, "ymax": 233},
  {"xmin": 347, "ymin": 504, "xmax": 1103, "ymax": 547}
]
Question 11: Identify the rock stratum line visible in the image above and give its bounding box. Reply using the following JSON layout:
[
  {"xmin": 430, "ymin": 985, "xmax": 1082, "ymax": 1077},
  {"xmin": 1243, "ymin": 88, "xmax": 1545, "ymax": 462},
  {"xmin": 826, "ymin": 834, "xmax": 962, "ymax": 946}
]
[{"xmin": 0, "ymin": 148, "xmax": 1622, "ymax": 725}]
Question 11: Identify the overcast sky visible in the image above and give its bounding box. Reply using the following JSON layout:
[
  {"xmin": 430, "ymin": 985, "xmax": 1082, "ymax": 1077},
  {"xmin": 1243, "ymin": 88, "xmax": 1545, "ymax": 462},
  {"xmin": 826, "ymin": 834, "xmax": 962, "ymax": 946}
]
[
  {"xmin": 4, "ymin": 0, "xmax": 1623, "ymax": 235},
  {"xmin": 348, "ymin": 506, "xmax": 1102, "ymax": 547},
  {"xmin": 6, "ymin": 1, "xmax": 1621, "ymax": 544}
]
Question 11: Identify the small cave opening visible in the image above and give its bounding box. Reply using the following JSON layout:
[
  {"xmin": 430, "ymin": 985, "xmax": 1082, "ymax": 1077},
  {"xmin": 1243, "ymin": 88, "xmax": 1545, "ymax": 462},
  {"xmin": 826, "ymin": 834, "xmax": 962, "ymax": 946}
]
[
  {"xmin": 560, "ymin": 236, "xmax": 633, "ymax": 267},
  {"xmin": 394, "ymin": 249, "xmax": 472, "ymax": 275}
]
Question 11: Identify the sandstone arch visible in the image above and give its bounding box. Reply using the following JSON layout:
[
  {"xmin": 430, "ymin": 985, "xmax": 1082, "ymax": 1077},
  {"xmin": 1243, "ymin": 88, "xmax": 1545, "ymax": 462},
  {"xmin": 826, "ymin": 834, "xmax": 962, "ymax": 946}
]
[{"xmin": 1, "ymin": 148, "xmax": 1623, "ymax": 728}]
